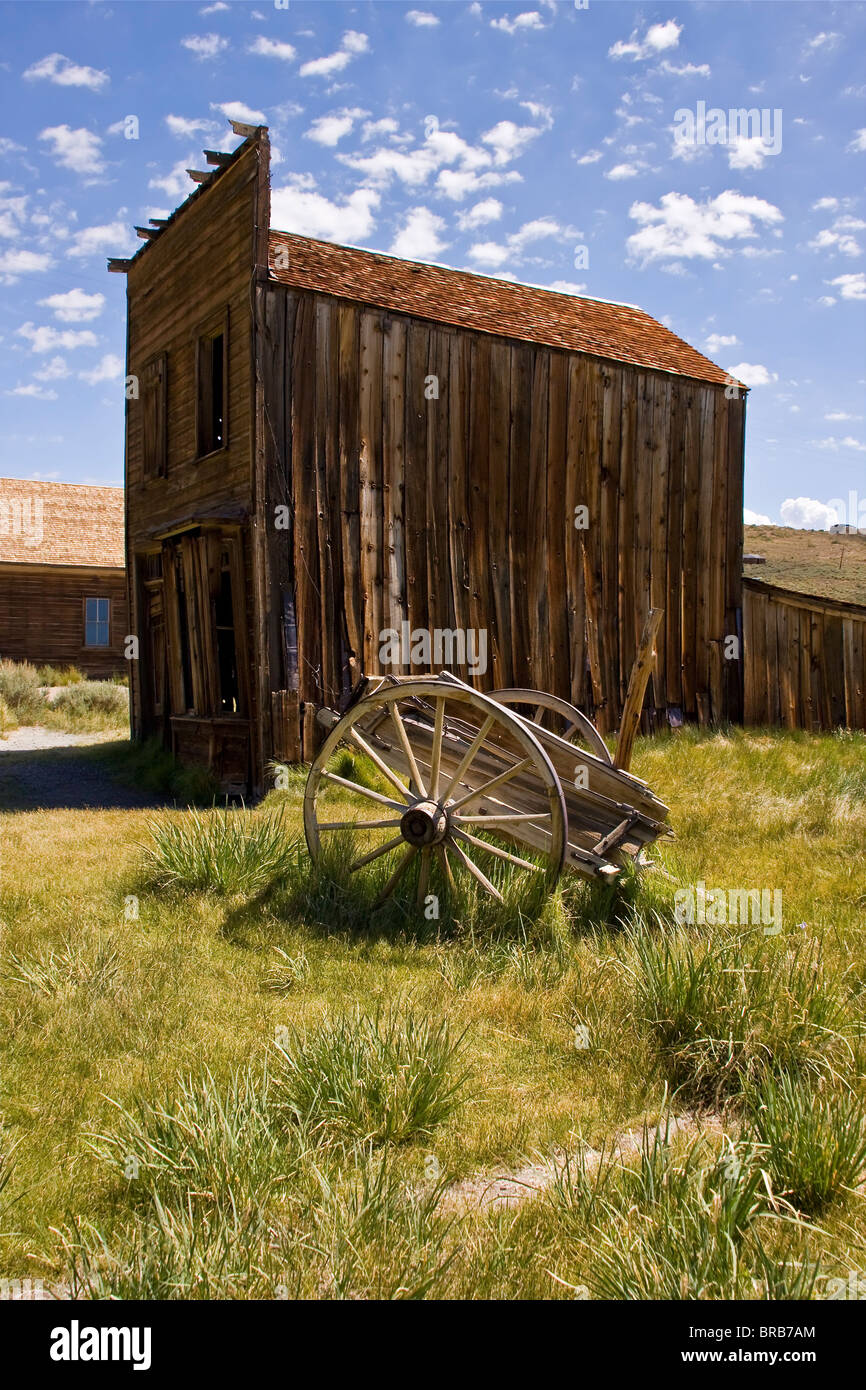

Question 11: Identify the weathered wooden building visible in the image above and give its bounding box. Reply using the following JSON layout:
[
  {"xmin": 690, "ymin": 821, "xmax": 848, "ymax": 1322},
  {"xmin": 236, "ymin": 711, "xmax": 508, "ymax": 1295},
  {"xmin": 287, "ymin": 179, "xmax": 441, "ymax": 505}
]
[
  {"xmin": 0, "ymin": 478, "xmax": 127, "ymax": 676},
  {"xmin": 114, "ymin": 125, "xmax": 746, "ymax": 794}
]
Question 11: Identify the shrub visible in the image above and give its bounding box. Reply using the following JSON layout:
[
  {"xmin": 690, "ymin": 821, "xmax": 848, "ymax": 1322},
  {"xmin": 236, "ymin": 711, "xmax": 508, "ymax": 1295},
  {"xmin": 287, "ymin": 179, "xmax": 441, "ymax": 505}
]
[
  {"xmin": 745, "ymin": 1072, "xmax": 866, "ymax": 1213},
  {"xmin": 49, "ymin": 681, "xmax": 128, "ymax": 726},
  {"xmin": 628, "ymin": 923, "xmax": 848, "ymax": 1103},
  {"xmin": 0, "ymin": 695, "xmax": 16, "ymax": 737},
  {"xmin": 0, "ymin": 659, "xmax": 43, "ymax": 721},
  {"xmin": 36, "ymin": 664, "xmax": 85, "ymax": 686},
  {"xmin": 272, "ymin": 1003, "xmax": 468, "ymax": 1145},
  {"xmin": 143, "ymin": 805, "xmax": 300, "ymax": 896}
]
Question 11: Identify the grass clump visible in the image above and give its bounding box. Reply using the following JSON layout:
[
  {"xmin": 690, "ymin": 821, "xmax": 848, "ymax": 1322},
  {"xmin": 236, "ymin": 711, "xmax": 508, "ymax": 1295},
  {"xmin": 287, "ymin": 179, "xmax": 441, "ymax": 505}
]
[
  {"xmin": 47, "ymin": 681, "xmax": 128, "ymax": 730},
  {"xmin": 105, "ymin": 735, "xmax": 220, "ymax": 805},
  {"xmin": 2, "ymin": 935, "xmax": 121, "ymax": 999},
  {"xmin": 0, "ymin": 659, "xmax": 42, "ymax": 721},
  {"xmin": 272, "ymin": 1002, "xmax": 468, "ymax": 1145},
  {"xmin": 745, "ymin": 1071, "xmax": 866, "ymax": 1214},
  {"xmin": 0, "ymin": 695, "xmax": 16, "ymax": 737},
  {"xmin": 143, "ymin": 805, "xmax": 300, "ymax": 896},
  {"xmin": 36, "ymin": 664, "xmax": 85, "ymax": 686},
  {"xmin": 628, "ymin": 923, "xmax": 849, "ymax": 1103}
]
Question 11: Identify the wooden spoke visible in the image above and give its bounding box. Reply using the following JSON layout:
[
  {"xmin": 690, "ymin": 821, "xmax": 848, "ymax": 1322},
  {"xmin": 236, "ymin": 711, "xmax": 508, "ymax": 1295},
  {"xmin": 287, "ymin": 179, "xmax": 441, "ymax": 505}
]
[
  {"xmin": 416, "ymin": 846, "xmax": 432, "ymax": 908},
  {"xmin": 373, "ymin": 845, "xmax": 417, "ymax": 908},
  {"xmin": 534, "ymin": 703, "xmax": 544, "ymax": 724},
  {"xmin": 448, "ymin": 838, "xmax": 504, "ymax": 903},
  {"xmin": 449, "ymin": 756, "xmax": 533, "ymax": 812},
  {"xmin": 439, "ymin": 713, "xmax": 495, "ymax": 803},
  {"xmin": 390, "ymin": 704, "xmax": 427, "ymax": 797},
  {"xmin": 428, "ymin": 697, "xmax": 446, "ymax": 800},
  {"xmin": 452, "ymin": 828, "xmax": 542, "ymax": 873},
  {"xmin": 350, "ymin": 834, "xmax": 406, "ymax": 872},
  {"xmin": 451, "ymin": 811, "xmax": 550, "ymax": 825},
  {"xmin": 320, "ymin": 771, "xmax": 406, "ymax": 812},
  {"xmin": 346, "ymin": 727, "xmax": 412, "ymax": 801},
  {"xmin": 318, "ymin": 817, "xmax": 403, "ymax": 831}
]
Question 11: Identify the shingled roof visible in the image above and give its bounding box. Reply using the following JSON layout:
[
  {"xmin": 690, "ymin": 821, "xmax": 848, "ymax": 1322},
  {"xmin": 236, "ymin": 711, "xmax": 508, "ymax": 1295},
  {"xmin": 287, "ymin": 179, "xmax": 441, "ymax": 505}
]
[
  {"xmin": 0, "ymin": 479, "xmax": 125, "ymax": 568},
  {"xmin": 268, "ymin": 231, "xmax": 737, "ymax": 388}
]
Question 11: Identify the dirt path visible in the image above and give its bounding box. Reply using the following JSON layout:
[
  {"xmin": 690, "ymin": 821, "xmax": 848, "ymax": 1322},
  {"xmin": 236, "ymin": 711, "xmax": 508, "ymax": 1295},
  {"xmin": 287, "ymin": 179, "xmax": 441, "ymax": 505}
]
[{"xmin": 0, "ymin": 728, "xmax": 162, "ymax": 811}]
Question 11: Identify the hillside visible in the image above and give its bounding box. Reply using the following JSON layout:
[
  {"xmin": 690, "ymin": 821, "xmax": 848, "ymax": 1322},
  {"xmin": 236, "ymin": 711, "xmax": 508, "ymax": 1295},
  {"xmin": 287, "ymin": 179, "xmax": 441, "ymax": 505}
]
[{"xmin": 743, "ymin": 525, "xmax": 866, "ymax": 607}]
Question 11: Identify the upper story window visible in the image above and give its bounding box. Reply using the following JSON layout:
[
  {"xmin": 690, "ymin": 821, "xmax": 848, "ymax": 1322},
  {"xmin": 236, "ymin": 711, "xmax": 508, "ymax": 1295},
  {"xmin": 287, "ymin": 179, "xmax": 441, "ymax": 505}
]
[
  {"xmin": 196, "ymin": 313, "xmax": 228, "ymax": 458},
  {"xmin": 85, "ymin": 597, "xmax": 110, "ymax": 647},
  {"xmin": 141, "ymin": 353, "xmax": 168, "ymax": 479}
]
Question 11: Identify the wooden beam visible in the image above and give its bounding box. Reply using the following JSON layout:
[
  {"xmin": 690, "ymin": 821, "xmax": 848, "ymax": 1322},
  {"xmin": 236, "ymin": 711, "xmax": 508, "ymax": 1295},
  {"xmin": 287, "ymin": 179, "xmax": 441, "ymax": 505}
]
[
  {"xmin": 203, "ymin": 149, "xmax": 233, "ymax": 166},
  {"xmin": 229, "ymin": 119, "xmax": 262, "ymax": 137},
  {"xmin": 186, "ymin": 169, "xmax": 212, "ymax": 184},
  {"xmin": 148, "ymin": 218, "xmax": 169, "ymax": 227},
  {"xmin": 107, "ymin": 258, "xmax": 132, "ymax": 272},
  {"xmin": 614, "ymin": 607, "xmax": 664, "ymax": 772},
  {"xmin": 134, "ymin": 226, "xmax": 159, "ymax": 240}
]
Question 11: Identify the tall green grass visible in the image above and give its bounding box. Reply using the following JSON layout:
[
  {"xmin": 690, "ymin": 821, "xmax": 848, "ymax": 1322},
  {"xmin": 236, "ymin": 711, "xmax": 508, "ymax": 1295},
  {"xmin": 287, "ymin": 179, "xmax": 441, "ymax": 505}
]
[
  {"xmin": 745, "ymin": 1072, "xmax": 866, "ymax": 1213},
  {"xmin": 143, "ymin": 806, "xmax": 300, "ymax": 895}
]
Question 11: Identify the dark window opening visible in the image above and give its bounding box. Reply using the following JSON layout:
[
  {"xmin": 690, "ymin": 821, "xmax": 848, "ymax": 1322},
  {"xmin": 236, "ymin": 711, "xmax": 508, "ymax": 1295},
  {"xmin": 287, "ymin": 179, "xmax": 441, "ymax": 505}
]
[
  {"xmin": 197, "ymin": 328, "xmax": 226, "ymax": 457},
  {"xmin": 214, "ymin": 552, "xmax": 240, "ymax": 713},
  {"xmin": 175, "ymin": 558, "xmax": 194, "ymax": 713},
  {"xmin": 85, "ymin": 596, "xmax": 109, "ymax": 647}
]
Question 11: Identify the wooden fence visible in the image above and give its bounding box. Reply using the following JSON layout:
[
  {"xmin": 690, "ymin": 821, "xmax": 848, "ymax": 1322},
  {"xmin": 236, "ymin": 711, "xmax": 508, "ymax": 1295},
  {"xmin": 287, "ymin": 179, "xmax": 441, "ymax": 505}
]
[{"xmin": 743, "ymin": 578, "xmax": 866, "ymax": 730}]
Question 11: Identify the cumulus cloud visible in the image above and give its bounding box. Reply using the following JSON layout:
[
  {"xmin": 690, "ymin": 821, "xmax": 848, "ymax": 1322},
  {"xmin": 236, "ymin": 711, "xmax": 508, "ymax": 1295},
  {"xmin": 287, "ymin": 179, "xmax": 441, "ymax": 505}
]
[
  {"xmin": 390, "ymin": 206, "xmax": 448, "ymax": 259},
  {"xmin": 627, "ymin": 189, "xmax": 783, "ymax": 266},
  {"xmin": 545, "ymin": 280, "xmax": 588, "ymax": 295},
  {"xmin": 39, "ymin": 125, "xmax": 104, "ymax": 176},
  {"xmin": 744, "ymin": 508, "xmax": 774, "ymax": 524},
  {"xmin": 456, "ymin": 198, "xmax": 503, "ymax": 231},
  {"xmin": 181, "ymin": 34, "xmax": 229, "ymax": 60},
  {"xmin": 406, "ymin": 10, "xmax": 440, "ymax": 26},
  {"xmin": 247, "ymin": 36, "xmax": 296, "ymax": 61},
  {"xmin": 491, "ymin": 11, "xmax": 545, "ymax": 35},
  {"xmin": 726, "ymin": 362, "xmax": 777, "ymax": 386},
  {"xmin": 23, "ymin": 52, "xmax": 108, "ymax": 91},
  {"xmin": 575, "ymin": 149, "xmax": 603, "ymax": 165},
  {"xmin": 7, "ymin": 383, "xmax": 58, "ymax": 400},
  {"xmin": 38, "ymin": 288, "xmax": 105, "ymax": 322},
  {"xmin": 67, "ymin": 220, "xmax": 136, "ymax": 258},
  {"xmin": 304, "ymin": 108, "xmax": 368, "ymax": 147},
  {"xmin": 609, "ymin": 20, "xmax": 681, "ymax": 61},
  {"xmin": 17, "ymin": 322, "xmax": 99, "ymax": 353},
  {"xmin": 812, "ymin": 435, "xmax": 866, "ymax": 452},
  {"xmin": 300, "ymin": 30, "xmax": 369, "ymax": 78},
  {"xmin": 847, "ymin": 129, "xmax": 866, "ymax": 152},
  {"xmin": 79, "ymin": 353, "xmax": 124, "ymax": 385},
  {"xmin": 704, "ymin": 333, "xmax": 739, "ymax": 355},
  {"xmin": 164, "ymin": 114, "xmax": 220, "ymax": 139},
  {"xmin": 271, "ymin": 178, "xmax": 380, "ymax": 243},
  {"xmin": 826, "ymin": 272, "xmax": 866, "ymax": 300},
  {"xmin": 34, "ymin": 356, "xmax": 70, "ymax": 381},
  {"xmin": 467, "ymin": 216, "xmax": 570, "ymax": 268},
  {"xmin": 605, "ymin": 162, "xmax": 641, "ymax": 180},
  {"xmin": 211, "ymin": 101, "xmax": 267, "ymax": 124},
  {"xmin": 780, "ymin": 497, "xmax": 839, "ymax": 528},
  {"xmin": 0, "ymin": 249, "xmax": 51, "ymax": 278}
]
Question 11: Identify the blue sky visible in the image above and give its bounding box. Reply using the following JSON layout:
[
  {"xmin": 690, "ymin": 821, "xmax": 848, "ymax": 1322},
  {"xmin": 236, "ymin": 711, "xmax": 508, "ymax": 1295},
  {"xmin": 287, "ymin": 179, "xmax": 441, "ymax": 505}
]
[{"xmin": 1, "ymin": 0, "xmax": 864, "ymax": 527}]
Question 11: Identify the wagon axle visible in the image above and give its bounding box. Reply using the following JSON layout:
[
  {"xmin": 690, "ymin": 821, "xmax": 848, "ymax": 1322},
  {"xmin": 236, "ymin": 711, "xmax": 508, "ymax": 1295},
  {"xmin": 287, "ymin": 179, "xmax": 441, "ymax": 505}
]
[{"xmin": 400, "ymin": 799, "xmax": 449, "ymax": 848}]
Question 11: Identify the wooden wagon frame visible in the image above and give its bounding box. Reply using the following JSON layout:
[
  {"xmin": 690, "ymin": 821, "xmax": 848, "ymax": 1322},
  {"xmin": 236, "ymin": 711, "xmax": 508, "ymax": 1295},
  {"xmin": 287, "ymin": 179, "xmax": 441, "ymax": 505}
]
[{"xmin": 303, "ymin": 610, "xmax": 670, "ymax": 906}]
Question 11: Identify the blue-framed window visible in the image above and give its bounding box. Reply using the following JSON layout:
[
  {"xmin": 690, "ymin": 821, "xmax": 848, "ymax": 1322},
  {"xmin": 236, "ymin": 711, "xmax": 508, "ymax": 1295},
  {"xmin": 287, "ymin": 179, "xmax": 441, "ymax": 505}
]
[{"xmin": 85, "ymin": 597, "xmax": 110, "ymax": 647}]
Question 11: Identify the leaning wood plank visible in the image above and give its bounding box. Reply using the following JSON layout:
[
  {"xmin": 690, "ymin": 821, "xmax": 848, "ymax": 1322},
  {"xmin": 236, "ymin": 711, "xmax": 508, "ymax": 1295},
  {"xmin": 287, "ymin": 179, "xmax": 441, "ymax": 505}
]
[{"xmin": 614, "ymin": 606, "xmax": 664, "ymax": 772}]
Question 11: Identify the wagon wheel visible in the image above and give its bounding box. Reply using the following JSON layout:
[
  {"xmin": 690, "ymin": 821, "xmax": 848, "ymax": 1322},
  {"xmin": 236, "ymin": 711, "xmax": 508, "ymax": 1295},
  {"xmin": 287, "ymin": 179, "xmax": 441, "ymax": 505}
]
[
  {"xmin": 304, "ymin": 678, "xmax": 567, "ymax": 908},
  {"xmin": 491, "ymin": 688, "xmax": 612, "ymax": 764}
]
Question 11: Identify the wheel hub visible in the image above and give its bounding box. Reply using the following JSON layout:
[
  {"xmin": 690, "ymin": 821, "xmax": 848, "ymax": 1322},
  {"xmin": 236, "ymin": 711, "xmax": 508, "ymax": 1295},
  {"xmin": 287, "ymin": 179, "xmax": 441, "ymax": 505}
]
[{"xmin": 400, "ymin": 799, "xmax": 448, "ymax": 847}]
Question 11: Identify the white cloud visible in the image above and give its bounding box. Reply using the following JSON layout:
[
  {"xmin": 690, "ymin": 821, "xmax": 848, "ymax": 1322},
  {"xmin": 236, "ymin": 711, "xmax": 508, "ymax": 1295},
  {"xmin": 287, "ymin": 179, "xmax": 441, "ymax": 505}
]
[
  {"xmin": 148, "ymin": 158, "xmax": 196, "ymax": 199},
  {"xmin": 627, "ymin": 189, "xmax": 783, "ymax": 266},
  {"xmin": 271, "ymin": 179, "xmax": 380, "ymax": 243},
  {"xmin": 165, "ymin": 114, "xmax": 220, "ymax": 139},
  {"xmin": 609, "ymin": 20, "xmax": 681, "ymax": 61},
  {"xmin": 7, "ymin": 384, "xmax": 58, "ymax": 400},
  {"xmin": 23, "ymin": 52, "xmax": 108, "ymax": 91},
  {"xmin": 808, "ymin": 219, "xmax": 863, "ymax": 258},
  {"xmin": 805, "ymin": 31, "xmax": 840, "ymax": 53},
  {"xmin": 17, "ymin": 322, "xmax": 99, "ymax": 353},
  {"xmin": 406, "ymin": 10, "xmax": 440, "ymax": 26},
  {"xmin": 468, "ymin": 216, "xmax": 568, "ymax": 267},
  {"xmin": 200, "ymin": 2, "xmax": 229, "ymax": 12},
  {"xmin": 79, "ymin": 353, "xmax": 124, "ymax": 385},
  {"xmin": 67, "ymin": 220, "xmax": 136, "ymax": 258},
  {"xmin": 727, "ymin": 135, "xmax": 776, "ymax": 171},
  {"xmin": 491, "ymin": 11, "xmax": 545, "ymax": 35},
  {"xmin": 825, "ymin": 411, "xmax": 862, "ymax": 422},
  {"xmin": 827, "ymin": 272, "xmax": 866, "ymax": 300},
  {"xmin": 482, "ymin": 118, "xmax": 547, "ymax": 164},
  {"xmin": 456, "ymin": 198, "xmax": 503, "ymax": 231},
  {"xmin": 362, "ymin": 117, "xmax": 399, "ymax": 142},
  {"xmin": 300, "ymin": 30, "xmax": 369, "ymax": 79},
  {"xmin": 576, "ymin": 150, "xmax": 603, "ymax": 165},
  {"xmin": 38, "ymin": 288, "xmax": 105, "ymax": 322},
  {"xmin": 211, "ymin": 101, "xmax": 267, "ymax": 125},
  {"xmin": 390, "ymin": 206, "xmax": 448, "ymax": 259},
  {"xmin": 726, "ymin": 362, "xmax": 777, "ymax": 386},
  {"xmin": 34, "ymin": 356, "xmax": 70, "ymax": 381},
  {"xmin": 436, "ymin": 168, "xmax": 522, "ymax": 201},
  {"xmin": 704, "ymin": 332, "xmax": 739, "ymax": 355},
  {"xmin": 545, "ymin": 280, "xmax": 587, "ymax": 295},
  {"xmin": 605, "ymin": 162, "xmax": 640, "ymax": 180},
  {"xmin": 181, "ymin": 34, "xmax": 229, "ymax": 60},
  {"xmin": 304, "ymin": 108, "xmax": 368, "ymax": 146},
  {"xmin": 659, "ymin": 60, "xmax": 710, "ymax": 77},
  {"xmin": 247, "ymin": 36, "xmax": 297, "ymax": 61},
  {"xmin": 812, "ymin": 435, "xmax": 866, "ymax": 452},
  {"xmin": 780, "ymin": 497, "xmax": 839, "ymax": 528},
  {"xmin": 0, "ymin": 249, "xmax": 51, "ymax": 277},
  {"xmin": 39, "ymin": 125, "xmax": 104, "ymax": 176},
  {"xmin": 744, "ymin": 508, "xmax": 773, "ymax": 525},
  {"xmin": 847, "ymin": 129, "xmax": 866, "ymax": 153}
]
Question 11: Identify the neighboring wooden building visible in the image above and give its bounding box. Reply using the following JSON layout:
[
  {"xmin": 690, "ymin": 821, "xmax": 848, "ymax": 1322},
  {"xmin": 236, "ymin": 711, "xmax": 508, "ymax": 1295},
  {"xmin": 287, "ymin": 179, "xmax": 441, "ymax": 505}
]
[
  {"xmin": 0, "ymin": 478, "xmax": 128, "ymax": 677},
  {"xmin": 114, "ymin": 125, "xmax": 747, "ymax": 795},
  {"xmin": 744, "ymin": 578, "xmax": 866, "ymax": 730}
]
